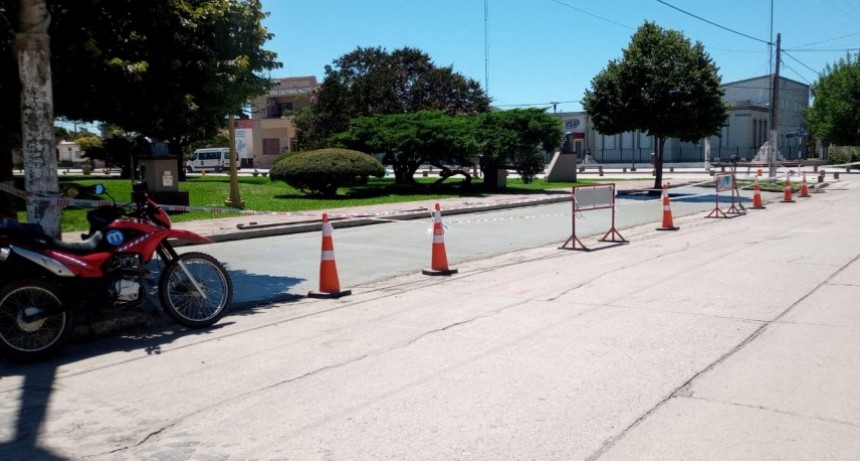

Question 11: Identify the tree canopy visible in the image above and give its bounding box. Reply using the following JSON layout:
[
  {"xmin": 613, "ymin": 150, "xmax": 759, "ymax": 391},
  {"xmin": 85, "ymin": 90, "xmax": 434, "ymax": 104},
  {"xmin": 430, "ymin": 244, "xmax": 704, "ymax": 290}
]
[
  {"xmin": 806, "ymin": 53, "xmax": 860, "ymax": 146},
  {"xmin": 583, "ymin": 21, "xmax": 727, "ymax": 191},
  {"xmin": 0, "ymin": 0, "xmax": 280, "ymax": 226},
  {"xmin": 335, "ymin": 109, "xmax": 559, "ymax": 187},
  {"xmin": 295, "ymin": 46, "xmax": 490, "ymax": 149},
  {"xmin": 0, "ymin": 0, "xmax": 280, "ymax": 165},
  {"xmin": 474, "ymin": 108, "xmax": 560, "ymax": 184}
]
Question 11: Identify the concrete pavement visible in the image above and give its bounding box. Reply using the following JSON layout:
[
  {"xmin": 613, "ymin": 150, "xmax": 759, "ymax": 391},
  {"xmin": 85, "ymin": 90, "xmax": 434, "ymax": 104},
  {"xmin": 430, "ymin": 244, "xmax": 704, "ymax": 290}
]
[{"xmin": 2, "ymin": 170, "xmax": 858, "ymax": 460}]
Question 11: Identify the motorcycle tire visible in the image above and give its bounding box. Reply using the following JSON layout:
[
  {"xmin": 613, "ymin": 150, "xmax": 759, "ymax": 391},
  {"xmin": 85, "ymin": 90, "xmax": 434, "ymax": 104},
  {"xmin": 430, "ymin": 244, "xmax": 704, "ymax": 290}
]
[
  {"xmin": 0, "ymin": 279, "xmax": 75, "ymax": 363},
  {"xmin": 158, "ymin": 252, "xmax": 233, "ymax": 328}
]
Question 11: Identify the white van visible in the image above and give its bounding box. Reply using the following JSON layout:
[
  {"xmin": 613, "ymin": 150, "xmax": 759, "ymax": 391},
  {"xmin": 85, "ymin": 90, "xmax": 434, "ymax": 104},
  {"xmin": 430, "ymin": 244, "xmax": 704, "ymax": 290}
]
[{"xmin": 186, "ymin": 148, "xmax": 232, "ymax": 173}]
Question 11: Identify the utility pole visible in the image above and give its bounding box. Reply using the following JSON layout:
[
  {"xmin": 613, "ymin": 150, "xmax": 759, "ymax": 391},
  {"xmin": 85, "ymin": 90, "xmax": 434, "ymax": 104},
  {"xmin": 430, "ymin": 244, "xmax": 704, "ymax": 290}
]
[
  {"xmin": 769, "ymin": 33, "xmax": 781, "ymax": 179},
  {"xmin": 484, "ymin": 0, "xmax": 490, "ymax": 95}
]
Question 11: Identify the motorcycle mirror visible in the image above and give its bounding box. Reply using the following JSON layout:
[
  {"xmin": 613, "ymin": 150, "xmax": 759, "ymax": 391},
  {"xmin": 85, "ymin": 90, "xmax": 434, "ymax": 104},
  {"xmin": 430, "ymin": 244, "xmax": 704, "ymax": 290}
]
[{"xmin": 92, "ymin": 184, "xmax": 105, "ymax": 195}]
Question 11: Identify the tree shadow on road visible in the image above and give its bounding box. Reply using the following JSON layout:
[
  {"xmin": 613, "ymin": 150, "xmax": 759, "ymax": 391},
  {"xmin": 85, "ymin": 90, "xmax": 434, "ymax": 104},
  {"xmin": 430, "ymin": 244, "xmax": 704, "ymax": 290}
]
[{"xmin": 0, "ymin": 269, "xmax": 305, "ymax": 459}]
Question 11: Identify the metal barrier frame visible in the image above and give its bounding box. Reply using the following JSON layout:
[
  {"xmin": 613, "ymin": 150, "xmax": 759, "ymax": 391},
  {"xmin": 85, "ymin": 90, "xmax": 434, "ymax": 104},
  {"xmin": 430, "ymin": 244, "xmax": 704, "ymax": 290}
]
[
  {"xmin": 707, "ymin": 173, "xmax": 746, "ymax": 218},
  {"xmin": 561, "ymin": 183, "xmax": 627, "ymax": 251}
]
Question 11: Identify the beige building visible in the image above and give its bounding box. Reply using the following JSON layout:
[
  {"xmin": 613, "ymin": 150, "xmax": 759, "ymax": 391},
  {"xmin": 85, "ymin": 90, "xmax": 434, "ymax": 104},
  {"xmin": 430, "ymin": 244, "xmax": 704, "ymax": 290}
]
[{"xmin": 249, "ymin": 76, "xmax": 319, "ymax": 168}]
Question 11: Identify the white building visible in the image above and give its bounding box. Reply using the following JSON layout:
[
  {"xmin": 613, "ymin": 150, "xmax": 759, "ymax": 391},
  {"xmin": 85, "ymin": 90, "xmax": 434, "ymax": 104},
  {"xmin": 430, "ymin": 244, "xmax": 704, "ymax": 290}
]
[
  {"xmin": 557, "ymin": 75, "xmax": 810, "ymax": 164},
  {"xmin": 56, "ymin": 140, "xmax": 86, "ymax": 164}
]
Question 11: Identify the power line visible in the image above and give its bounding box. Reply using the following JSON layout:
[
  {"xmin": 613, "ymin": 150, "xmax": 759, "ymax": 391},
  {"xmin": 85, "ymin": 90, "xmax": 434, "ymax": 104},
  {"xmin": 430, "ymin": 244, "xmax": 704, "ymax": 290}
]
[
  {"xmin": 654, "ymin": 0, "xmax": 771, "ymax": 45},
  {"xmin": 782, "ymin": 50, "xmax": 822, "ymax": 78},
  {"xmin": 495, "ymin": 100, "xmax": 581, "ymax": 108},
  {"xmin": 789, "ymin": 31, "xmax": 860, "ymax": 49},
  {"xmin": 546, "ymin": 0, "xmax": 633, "ymax": 29},
  {"xmin": 780, "ymin": 62, "xmax": 812, "ymax": 85},
  {"xmin": 824, "ymin": 0, "xmax": 860, "ymax": 22},
  {"xmin": 782, "ymin": 48, "xmax": 860, "ymax": 53}
]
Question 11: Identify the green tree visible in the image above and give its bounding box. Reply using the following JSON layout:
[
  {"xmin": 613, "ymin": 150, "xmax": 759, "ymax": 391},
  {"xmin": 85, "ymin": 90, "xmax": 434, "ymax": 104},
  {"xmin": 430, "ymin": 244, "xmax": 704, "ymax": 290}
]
[
  {"xmin": 336, "ymin": 110, "xmax": 479, "ymax": 186},
  {"xmin": 74, "ymin": 133, "xmax": 102, "ymax": 153},
  {"xmin": 296, "ymin": 46, "xmax": 490, "ymax": 149},
  {"xmin": 0, "ymin": 0, "xmax": 281, "ymax": 225},
  {"xmin": 806, "ymin": 53, "xmax": 860, "ymax": 146},
  {"xmin": 474, "ymin": 108, "xmax": 560, "ymax": 185},
  {"xmin": 583, "ymin": 21, "xmax": 727, "ymax": 193},
  {"xmin": 336, "ymin": 109, "xmax": 559, "ymax": 188}
]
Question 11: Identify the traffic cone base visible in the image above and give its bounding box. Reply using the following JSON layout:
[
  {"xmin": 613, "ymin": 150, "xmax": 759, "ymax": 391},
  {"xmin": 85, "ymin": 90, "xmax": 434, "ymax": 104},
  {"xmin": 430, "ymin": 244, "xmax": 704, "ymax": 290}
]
[
  {"xmin": 308, "ymin": 288, "xmax": 352, "ymax": 299},
  {"xmin": 656, "ymin": 184, "xmax": 679, "ymax": 231},
  {"xmin": 423, "ymin": 203, "xmax": 457, "ymax": 276},
  {"xmin": 309, "ymin": 213, "xmax": 351, "ymax": 298},
  {"xmin": 421, "ymin": 267, "xmax": 459, "ymax": 276}
]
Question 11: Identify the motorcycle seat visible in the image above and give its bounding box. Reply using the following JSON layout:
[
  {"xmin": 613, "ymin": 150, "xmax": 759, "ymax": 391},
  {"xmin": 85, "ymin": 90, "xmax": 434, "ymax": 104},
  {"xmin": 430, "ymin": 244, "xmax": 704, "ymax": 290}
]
[
  {"xmin": 0, "ymin": 217, "xmax": 47, "ymax": 238},
  {"xmin": 49, "ymin": 232, "xmax": 104, "ymax": 253}
]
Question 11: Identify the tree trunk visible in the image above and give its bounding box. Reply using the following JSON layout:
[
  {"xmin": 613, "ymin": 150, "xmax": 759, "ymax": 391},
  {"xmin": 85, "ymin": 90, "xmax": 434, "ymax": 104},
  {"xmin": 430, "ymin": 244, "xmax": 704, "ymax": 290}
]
[
  {"xmin": 0, "ymin": 127, "xmax": 17, "ymax": 218},
  {"xmin": 392, "ymin": 161, "xmax": 418, "ymax": 186},
  {"xmin": 168, "ymin": 137, "xmax": 187, "ymax": 181},
  {"xmin": 651, "ymin": 136, "xmax": 666, "ymax": 196},
  {"xmin": 16, "ymin": 0, "xmax": 60, "ymax": 237}
]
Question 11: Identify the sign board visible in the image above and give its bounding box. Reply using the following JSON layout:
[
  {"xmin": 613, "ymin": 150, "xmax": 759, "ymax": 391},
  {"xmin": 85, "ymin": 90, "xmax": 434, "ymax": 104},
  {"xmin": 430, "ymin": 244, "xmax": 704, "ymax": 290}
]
[
  {"xmin": 234, "ymin": 128, "xmax": 251, "ymax": 159},
  {"xmin": 574, "ymin": 184, "xmax": 614, "ymax": 210},
  {"xmin": 563, "ymin": 116, "xmax": 586, "ymax": 134},
  {"xmin": 715, "ymin": 173, "xmax": 734, "ymax": 192}
]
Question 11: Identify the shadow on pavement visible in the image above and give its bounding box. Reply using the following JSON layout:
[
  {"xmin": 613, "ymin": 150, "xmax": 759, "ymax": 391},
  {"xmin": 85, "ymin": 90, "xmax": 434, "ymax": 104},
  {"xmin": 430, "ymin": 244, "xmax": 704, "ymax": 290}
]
[{"xmin": 0, "ymin": 269, "xmax": 305, "ymax": 459}]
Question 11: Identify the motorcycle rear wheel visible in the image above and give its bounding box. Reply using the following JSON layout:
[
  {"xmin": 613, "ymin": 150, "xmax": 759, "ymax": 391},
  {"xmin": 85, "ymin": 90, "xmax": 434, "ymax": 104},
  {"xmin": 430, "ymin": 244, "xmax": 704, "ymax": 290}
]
[
  {"xmin": 0, "ymin": 279, "xmax": 75, "ymax": 363},
  {"xmin": 158, "ymin": 252, "xmax": 232, "ymax": 328}
]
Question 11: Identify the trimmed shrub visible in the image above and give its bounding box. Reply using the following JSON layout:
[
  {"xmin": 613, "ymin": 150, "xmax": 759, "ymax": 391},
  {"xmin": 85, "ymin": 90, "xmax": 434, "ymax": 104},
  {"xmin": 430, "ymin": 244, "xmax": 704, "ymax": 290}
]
[
  {"xmin": 270, "ymin": 148, "xmax": 385, "ymax": 196},
  {"xmin": 272, "ymin": 150, "xmax": 301, "ymax": 165},
  {"xmin": 827, "ymin": 147, "xmax": 859, "ymax": 166}
]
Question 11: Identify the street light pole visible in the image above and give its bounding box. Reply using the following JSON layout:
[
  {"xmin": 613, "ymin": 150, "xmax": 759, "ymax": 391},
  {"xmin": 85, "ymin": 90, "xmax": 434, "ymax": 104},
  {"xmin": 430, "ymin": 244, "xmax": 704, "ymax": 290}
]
[{"xmin": 224, "ymin": 113, "xmax": 244, "ymax": 208}]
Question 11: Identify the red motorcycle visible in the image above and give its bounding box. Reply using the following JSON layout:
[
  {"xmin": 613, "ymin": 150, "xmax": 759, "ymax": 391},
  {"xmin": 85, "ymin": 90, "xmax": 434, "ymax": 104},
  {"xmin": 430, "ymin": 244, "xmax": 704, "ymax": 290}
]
[{"xmin": 0, "ymin": 180, "xmax": 233, "ymax": 362}]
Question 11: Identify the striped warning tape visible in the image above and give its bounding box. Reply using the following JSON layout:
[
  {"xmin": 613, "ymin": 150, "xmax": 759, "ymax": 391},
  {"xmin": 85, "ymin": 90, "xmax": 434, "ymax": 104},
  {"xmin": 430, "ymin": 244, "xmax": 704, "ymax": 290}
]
[
  {"xmin": 1, "ymin": 180, "xmax": 575, "ymax": 222},
  {"xmin": 0, "ymin": 176, "xmax": 759, "ymax": 226}
]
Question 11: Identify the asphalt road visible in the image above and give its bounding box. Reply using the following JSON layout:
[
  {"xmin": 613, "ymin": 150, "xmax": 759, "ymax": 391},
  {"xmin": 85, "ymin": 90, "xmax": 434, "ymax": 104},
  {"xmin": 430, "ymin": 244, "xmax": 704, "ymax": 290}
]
[{"xmin": 198, "ymin": 183, "xmax": 759, "ymax": 305}]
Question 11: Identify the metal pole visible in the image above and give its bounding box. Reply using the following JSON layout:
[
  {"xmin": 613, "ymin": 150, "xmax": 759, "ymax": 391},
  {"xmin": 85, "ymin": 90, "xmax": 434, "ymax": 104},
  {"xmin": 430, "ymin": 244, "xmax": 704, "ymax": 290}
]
[
  {"xmin": 484, "ymin": 0, "xmax": 490, "ymax": 95},
  {"xmin": 769, "ymin": 33, "xmax": 782, "ymax": 178}
]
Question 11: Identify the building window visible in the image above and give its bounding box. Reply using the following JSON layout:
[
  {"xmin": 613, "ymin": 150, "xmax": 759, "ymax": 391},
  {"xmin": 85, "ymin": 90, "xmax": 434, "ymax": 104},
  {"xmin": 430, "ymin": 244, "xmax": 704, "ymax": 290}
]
[
  {"xmin": 262, "ymin": 138, "xmax": 280, "ymax": 155},
  {"xmin": 266, "ymin": 98, "xmax": 280, "ymax": 118}
]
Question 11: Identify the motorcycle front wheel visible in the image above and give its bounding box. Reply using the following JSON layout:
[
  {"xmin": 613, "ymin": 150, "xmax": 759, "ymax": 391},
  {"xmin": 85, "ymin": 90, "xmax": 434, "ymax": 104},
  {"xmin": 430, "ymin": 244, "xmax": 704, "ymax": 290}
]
[
  {"xmin": 158, "ymin": 252, "xmax": 233, "ymax": 328},
  {"xmin": 0, "ymin": 279, "xmax": 75, "ymax": 363}
]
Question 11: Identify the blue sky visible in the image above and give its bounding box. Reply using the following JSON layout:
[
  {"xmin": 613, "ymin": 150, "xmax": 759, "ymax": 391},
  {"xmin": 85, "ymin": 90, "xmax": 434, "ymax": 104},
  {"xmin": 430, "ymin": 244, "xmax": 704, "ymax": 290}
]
[{"xmin": 260, "ymin": 0, "xmax": 860, "ymax": 112}]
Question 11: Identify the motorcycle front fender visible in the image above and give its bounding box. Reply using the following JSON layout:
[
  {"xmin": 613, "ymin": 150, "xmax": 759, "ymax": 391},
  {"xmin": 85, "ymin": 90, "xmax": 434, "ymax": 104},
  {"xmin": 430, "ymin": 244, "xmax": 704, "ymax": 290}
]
[{"xmin": 164, "ymin": 228, "xmax": 213, "ymax": 245}]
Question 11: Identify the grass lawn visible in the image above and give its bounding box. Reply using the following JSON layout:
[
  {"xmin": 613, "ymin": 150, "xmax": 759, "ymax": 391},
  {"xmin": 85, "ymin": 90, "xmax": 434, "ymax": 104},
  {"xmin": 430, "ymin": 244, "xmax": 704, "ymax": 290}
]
[{"xmin": 19, "ymin": 174, "xmax": 595, "ymax": 232}]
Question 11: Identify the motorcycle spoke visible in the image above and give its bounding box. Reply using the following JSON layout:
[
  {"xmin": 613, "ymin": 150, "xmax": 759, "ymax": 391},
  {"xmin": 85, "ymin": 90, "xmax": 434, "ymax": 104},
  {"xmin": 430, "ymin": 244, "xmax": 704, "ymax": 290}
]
[
  {"xmin": 0, "ymin": 287, "xmax": 66, "ymax": 352},
  {"xmin": 168, "ymin": 263, "xmax": 227, "ymax": 321}
]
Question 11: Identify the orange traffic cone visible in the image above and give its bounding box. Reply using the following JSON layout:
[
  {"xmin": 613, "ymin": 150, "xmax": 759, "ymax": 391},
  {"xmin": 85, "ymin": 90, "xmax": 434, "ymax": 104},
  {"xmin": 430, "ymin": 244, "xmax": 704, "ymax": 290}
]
[
  {"xmin": 656, "ymin": 184, "xmax": 679, "ymax": 231},
  {"xmin": 422, "ymin": 203, "xmax": 458, "ymax": 276},
  {"xmin": 799, "ymin": 172, "xmax": 810, "ymax": 198},
  {"xmin": 780, "ymin": 176, "xmax": 795, "ymax": 203},
  {"xmin": 308, "ymin": 213, "xmax": 351, "ymax": 298},
  {"xmin": 751, "ymin": 176, "xmax": 766, "ymax": 209}
]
